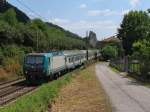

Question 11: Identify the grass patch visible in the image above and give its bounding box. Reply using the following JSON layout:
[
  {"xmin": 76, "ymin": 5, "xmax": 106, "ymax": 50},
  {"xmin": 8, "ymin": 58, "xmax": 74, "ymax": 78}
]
[
  {"xmin": 0, "ymin": 72, "xmax": 75, "ymax": 112},
  {"xmin": 110, "ymin": 66, "xmax": 120, "ymax": 73},
  {"xmin": 51, "ymin": 65, "xmax": 112, "ymax": 112},
  {"xmin": 110, "ymin": 66, "xmax": 137, "ymax": 80}
]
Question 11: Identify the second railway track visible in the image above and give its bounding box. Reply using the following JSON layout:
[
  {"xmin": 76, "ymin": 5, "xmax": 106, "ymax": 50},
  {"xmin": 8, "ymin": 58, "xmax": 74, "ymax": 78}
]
[
  {"xmin": 0, "ymin": 78, "xmax": 37, "ymax": 106},
  {"xmin": 0, "ymin": 78, "xmax": 25, "ymax": 90},
  {"xmin": 0, "ymin": 86, "xmax": 36, "ymax": 106}
]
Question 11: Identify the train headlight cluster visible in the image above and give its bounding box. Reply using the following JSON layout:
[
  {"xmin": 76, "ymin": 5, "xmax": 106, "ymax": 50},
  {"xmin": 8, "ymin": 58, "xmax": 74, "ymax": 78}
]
[
  {"xmin": 25, "ymin": 71, "xmax": 28, "ymax": 74},
  {"xmin": 43, "ymin": 69, "xmax": 45, "ymax": 73}
]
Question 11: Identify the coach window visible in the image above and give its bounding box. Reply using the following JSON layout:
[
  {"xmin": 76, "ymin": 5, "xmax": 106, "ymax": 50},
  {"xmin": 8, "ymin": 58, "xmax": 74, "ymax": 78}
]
[
  {"xmin": 75, "ymin": 57, "xmax": 77, "ymax": 61},
  {"xmin": 72, "ymin": 57, "xmax": 74, "ymax": 62},
  {"xmin": 69, "ymin": 58, "xmax": 71, "ymax": 63}
]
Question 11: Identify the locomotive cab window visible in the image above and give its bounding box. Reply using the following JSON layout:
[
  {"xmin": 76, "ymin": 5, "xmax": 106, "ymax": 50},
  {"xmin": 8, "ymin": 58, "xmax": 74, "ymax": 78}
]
[{"xmin": 26, "ymin": 56, "xmax": 44, "ymax": 65}]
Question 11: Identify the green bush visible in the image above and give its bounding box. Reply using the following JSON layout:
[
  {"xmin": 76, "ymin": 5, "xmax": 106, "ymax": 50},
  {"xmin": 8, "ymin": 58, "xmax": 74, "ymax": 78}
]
[
  {"xmin": 133, "ymin": 39, "xmax": 150, "ymax": 77},
  {"xmin": 2, "ymin": 45, "xmax": 24, "ymax": 57},
  {"xmin": 0, "ymin": 45, "xmax": 25, "ymax": 75},
  {"xmin": 101, "ymin": 45, "xmax": 118, "ymax": 60}
]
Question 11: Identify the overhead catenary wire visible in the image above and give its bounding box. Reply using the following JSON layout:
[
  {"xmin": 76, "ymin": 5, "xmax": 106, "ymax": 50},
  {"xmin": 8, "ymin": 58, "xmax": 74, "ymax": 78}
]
[
  {"xmin": 15, "ymin": 0, "xmax": 47, "ymax": 21},
  {"xmin": 15, "ymin": 0, "xmax": 48, "ymax": 52}
]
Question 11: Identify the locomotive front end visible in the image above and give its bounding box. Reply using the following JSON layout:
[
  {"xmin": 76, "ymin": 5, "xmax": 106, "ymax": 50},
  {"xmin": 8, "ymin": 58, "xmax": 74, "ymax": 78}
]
[{"xmin": 23, "ymin": 54, "xmax": 47, "ymax": 81}]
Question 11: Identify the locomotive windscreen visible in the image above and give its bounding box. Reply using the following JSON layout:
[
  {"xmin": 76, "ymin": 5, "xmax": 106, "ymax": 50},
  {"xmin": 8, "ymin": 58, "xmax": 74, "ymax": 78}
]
[{"xmin": 26, "ymin": 56, "xmax": 44, "ymax": 65}]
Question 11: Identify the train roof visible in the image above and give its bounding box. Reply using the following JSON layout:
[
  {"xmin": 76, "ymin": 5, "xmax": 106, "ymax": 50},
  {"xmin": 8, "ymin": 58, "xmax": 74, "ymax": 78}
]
[
  {"xmin": 27, "ymin": 53, "xmax": 52, "ymax": 56},
  {"xmin": 63, "ymin": 50, "xmax": 86, "ymax": 56},
  {"xmin": 27, "ymin": 51, "xmax": 64, "ymax": 57},
  {"xmin": 26, "ymin": 50, "xmax": 100, "ymax": 57}
]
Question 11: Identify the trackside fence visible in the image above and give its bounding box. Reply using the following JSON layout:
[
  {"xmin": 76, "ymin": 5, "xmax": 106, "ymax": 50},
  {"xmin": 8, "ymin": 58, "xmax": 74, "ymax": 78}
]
[{"xmin": 110, "ymin": 57, "xmax": 150, "ymax": 81}]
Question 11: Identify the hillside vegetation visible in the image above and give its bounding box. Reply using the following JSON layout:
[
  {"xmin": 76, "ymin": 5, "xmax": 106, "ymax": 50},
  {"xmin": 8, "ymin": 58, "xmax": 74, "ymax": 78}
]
[
  {"xmin": 0, "ymin": 7, "xmax": 88, "ymax": 81},
  {"xmin": 0, "ymin": 1, "xmax": 30, "ymax": 23}
]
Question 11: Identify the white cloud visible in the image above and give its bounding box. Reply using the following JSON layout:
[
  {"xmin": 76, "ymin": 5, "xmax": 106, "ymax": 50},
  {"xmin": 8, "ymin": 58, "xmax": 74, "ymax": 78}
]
[
  {"xmin": 121, "ymin": 9, "xmax": 130, "ymax": 15},
  {"xmin": 130, "ymin": 0, "xmax": 140, "ymax": 8},
  {"xmin": 49, "ymin": 18, "xmax": 70, "ymax": 24},
  {"xmin": 88, "ymin": 10, "xmax": 101, "ymax": 16},
  {"xmin": 27, "ymin": 12, "xmax": 36, "ymax": 19},
  {"xmin": 88, "ymin": 9, "xmax": 131, "ymax": 16},
  {"xmin": 91, "ymin": 0, "xmax": 104, "ymax": 2},
  {"xmin": 79, "ymin": 4, "xmax": 87, "ymax": 9},
  {"xmin": 50, "ymin": 19, "xmax": 118, "ymax": 39},
  {"xmin": 88, "ymin": 9, "xmax": 120, "ymax": 16},
  {"xmin": 68, "ymin": 20, "xmax": 118, "ymax": 39},
  {"xmin": 63, "ymin": 20, "xmax": 117, "ymax": 30}
]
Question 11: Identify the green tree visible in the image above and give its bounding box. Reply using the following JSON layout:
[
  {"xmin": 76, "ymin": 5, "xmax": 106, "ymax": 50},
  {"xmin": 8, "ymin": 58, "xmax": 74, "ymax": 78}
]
[
  {"xmin": 101, "ymin": 45, "xmax": 118, "ymax": 60},
  {"xmin": 133, "ymin": 39, "xmax": 150, "ymax": 76},
  {"xmin": 147, "ymin": 9, "xmax": 150, "ymax": 13},
  {"xmin": 118, "ymin": 11, "xmax": 150, "ymax": 55},
  {"xmin": 2, "ymin": 8, "xmax": 17, "ymax": 26},
  {"xmin": 0, "ymin": 21, "xmax": 16, "ymax": 45}
]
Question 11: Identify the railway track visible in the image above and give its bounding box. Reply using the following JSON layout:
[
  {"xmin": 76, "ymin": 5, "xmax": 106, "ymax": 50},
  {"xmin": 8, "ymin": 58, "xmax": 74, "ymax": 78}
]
[
  {"xmin": 0, "ymin": 78, "xmax": 37, "ymax": 106},
  {"xmin": 0, "ymin": 78, "xmax": 25, "ymax": 90}
]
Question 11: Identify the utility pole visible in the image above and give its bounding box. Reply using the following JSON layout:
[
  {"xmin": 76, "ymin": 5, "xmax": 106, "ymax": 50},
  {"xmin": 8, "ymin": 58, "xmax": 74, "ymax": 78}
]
[
  {"xmin": 86, "ymin": 31, "xmax": 89, "ymax": 60},
  {"xmin": 36, "ymin": 30, "xmax": 38, "ymax": 52},
  {"xmin": 120, "ymin": 39, "xmax": 128, "ymax": 72}
]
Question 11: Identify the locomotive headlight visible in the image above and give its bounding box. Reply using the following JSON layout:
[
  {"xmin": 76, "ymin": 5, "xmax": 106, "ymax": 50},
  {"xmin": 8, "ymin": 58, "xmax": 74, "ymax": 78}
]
[
  {"xmin": 25, "ymin": 71, "xmax": 28, "ymax": 74},
  {"xmin": 43, "ymin": 69, "xmax": 45, "ymax": 73}
]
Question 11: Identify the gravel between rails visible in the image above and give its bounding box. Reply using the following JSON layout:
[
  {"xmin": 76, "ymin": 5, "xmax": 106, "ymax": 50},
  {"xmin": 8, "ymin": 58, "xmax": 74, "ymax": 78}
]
[{"xmin": 96, "ymin": 63, "xmax": 150, "ymax": 112}]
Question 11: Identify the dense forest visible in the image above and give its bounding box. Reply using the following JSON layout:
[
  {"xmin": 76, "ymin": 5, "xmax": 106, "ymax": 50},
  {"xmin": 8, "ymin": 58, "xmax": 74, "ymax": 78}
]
[
  {"xmin": 0, "ymin": 4, "xmax": 90, "ymax": 81},
  {"xmin": 0, "ymin": 1, "xmax": 30, "ymax": 22},
  {"xmin": 0, "ymin": 8, "xmax": 87, "ymax": 51}
]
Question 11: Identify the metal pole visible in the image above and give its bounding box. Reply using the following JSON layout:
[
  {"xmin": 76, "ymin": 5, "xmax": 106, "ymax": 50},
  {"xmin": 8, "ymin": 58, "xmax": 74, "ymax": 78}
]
[
  {"xmin": 36, "ymin": 30, "xmax": 38, "ymax": 52},
  {"xmin": 86, "ymin": 31, "xmax": 89, "ymax": 60}
]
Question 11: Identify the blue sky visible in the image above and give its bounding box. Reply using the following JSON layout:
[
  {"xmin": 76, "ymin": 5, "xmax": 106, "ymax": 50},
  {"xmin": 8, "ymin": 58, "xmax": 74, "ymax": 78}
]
[{"xmin": 7, "ymin": 0, "xmax": 150, "ymax": 40}]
